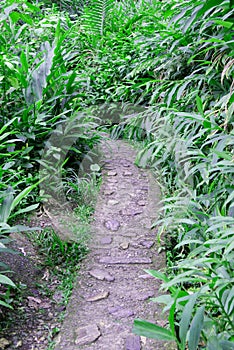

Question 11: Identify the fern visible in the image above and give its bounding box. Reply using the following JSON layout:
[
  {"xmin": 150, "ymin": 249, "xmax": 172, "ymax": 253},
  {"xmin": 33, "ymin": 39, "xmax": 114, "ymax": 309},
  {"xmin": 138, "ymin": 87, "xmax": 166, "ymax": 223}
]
[{"xmin": 82, "ymin": 0, "xmax": 114, "ymax": 36}]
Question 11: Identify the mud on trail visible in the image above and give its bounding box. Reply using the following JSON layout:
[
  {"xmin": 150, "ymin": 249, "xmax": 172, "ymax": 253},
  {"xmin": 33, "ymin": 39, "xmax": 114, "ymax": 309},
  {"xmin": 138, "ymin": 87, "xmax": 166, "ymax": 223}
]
[{"xmin": 55, "ymin": 139, "xmax": 176, "ymax": 350}]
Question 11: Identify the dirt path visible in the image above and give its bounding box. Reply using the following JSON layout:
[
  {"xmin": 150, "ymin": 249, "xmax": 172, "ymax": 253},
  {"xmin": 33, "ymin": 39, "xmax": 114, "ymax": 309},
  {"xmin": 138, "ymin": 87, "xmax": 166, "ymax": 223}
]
[{"xmin": 55, "ymin": 139, "xmax": 176, "ymax": 350}]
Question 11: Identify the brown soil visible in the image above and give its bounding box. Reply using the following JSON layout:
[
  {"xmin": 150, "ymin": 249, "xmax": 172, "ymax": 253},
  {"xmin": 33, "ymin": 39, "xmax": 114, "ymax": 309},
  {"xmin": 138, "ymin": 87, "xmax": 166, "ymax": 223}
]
[{"xmin": 0, "ymin": 226, "xmax": 65, "ymax": 350}]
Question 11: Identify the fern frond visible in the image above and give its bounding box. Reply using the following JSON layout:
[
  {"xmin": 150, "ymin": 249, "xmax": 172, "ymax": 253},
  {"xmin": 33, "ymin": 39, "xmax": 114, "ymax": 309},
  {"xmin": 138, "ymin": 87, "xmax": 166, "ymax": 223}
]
[{"xmin": 82, "ymin": 0, "xmax": 114, "ymax": 36}]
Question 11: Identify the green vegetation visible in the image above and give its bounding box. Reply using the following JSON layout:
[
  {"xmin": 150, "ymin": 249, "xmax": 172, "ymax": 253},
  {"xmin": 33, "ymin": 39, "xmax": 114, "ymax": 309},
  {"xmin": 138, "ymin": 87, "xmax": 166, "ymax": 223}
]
[{"xmin": 0, "ymin": 0, "xmax": 233, "ymax": 348}]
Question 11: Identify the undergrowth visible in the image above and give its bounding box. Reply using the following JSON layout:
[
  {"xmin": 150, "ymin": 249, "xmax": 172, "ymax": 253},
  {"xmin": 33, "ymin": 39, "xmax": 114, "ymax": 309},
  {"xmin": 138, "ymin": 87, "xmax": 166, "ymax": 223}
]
[{"xmin": 0, "ymin": 0, "xmax": 233, "ymax": 348}]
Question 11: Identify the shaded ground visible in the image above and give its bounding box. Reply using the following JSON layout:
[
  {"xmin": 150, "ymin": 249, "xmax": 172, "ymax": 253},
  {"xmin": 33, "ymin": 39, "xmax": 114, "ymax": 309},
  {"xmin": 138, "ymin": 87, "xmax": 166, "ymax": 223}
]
[
  {"xmin": 55, "ymin": 139, "xmax": 176, "ymax": 350},
  {"xmin": 0, "ymin": 227, "xmax": 64, "ymax": 350}
]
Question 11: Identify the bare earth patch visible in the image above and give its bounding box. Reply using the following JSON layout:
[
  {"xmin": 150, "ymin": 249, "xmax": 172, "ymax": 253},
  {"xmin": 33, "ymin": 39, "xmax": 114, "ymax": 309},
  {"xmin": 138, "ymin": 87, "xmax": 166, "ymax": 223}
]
[{"xmin": 0, "ymin": 224, "xmax": 64, "ymax": 350}]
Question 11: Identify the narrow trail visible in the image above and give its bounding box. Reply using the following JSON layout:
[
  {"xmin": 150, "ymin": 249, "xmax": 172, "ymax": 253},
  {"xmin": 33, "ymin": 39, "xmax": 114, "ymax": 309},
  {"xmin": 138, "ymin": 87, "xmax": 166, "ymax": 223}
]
[{"xmin": 55, "ymin": 139, "xmax": 176, "ymax": 350}]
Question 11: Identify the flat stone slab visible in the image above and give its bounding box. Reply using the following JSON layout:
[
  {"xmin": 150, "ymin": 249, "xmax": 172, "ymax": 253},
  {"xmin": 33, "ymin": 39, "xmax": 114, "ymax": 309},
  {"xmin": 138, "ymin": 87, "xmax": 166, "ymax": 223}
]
[
  {"xmin": 74, "ymin": 325, "xmax": 101, "ymax": 345},
  {"xmin": 139, "ymin": 240, "xmax": 155, "ymax": 249},
  {"xmin": 120, "ymin": 208, "xmax": 143, "ymax": 216},
  {"xmin": 125, "ymin": 335, "xmax": 141, "ymax": 350},
  {"xmin": 99, "ymin": 257, "xmax": 152, "ymax": 264},
  {"xmin": 100, "ymin": 236, "xmax": 113, "ymax": 245},
  {"xmin": 89, "ymin": 268, "xmax": 115, "ymax": 282},
  {"xmin": 107, "ymin": 171, "xmax": 117, "ymax": 176},
  {"xmin": 107, "ymin": 178, "xmax": 118, "ymax": 183},
  {"xmin": 109, "ymin": 307, "xmax": 134, "ymax": 319},
  {"xmin": 103, "ymin": 190, "xmax": 115, "ymax": 195},
  {"xmin": 104, "ymin": 219, "xmax": 120, "ymax": 231},
  {"xmin": 86, "ymin": 291, "xmax": 109, "ymax": 302},
  {"xmin": 123, "ymin": 171, "xmax": 133, "ymax": 176},
  {"xmin": 107, "ymin": 199, "xmax": 119, "ymax": 205},
  {"xmin": 137, "ymin": 290, "xmax": 155, "ymax": 301}
]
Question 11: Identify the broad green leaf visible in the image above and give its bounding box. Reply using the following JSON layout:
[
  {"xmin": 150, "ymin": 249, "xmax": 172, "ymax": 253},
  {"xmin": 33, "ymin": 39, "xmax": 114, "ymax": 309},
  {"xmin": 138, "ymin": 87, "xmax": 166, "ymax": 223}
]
[
  {"xmin": 144, "ymin": 270, "xmax": 169, "ymax": 283},
  {"xmin": 0, "ymin": 274, "xmax": 16, "ymax": 288},
  {"xmin": 213, "ymin": 150, "xmax": 232, "ymax": 161},
  {"xmin": 10, "ymin": 177, "xmax": 45, "ymax": 213},
  {"xmin": 25, "ymin": 2, "xmax": 40, "ymax": 12},
  {"xmin": 0, "ymin": 300, "xmax": 13, "ymax": 309},
  {"xmin": 188, "ymin": 306, "xmax": 205, "ymax": 350},
  {"xmin": 9, "ymin": 11, "xmax": 20, "ymax": 23},
  {"xmin": 10, "ymin": 203, "xmax": 39, "ymax": 218},
  {"xmin": 133, "ymin": 319, "xmax": 175, "ymax": 341},
  {"xmin": 0, "ymin": 187, "xmax": 14, "ymax": 223},
  {"xmin": 179, "ymin": 293, "xmax": 199, "ymax": 347},
  {"xmin": 21, "ymin": 13, "xmax": 33, "ymax": 25},
  {"xmin": 214, "ymin": 20, "xmax": 233, "ymax": 29}
]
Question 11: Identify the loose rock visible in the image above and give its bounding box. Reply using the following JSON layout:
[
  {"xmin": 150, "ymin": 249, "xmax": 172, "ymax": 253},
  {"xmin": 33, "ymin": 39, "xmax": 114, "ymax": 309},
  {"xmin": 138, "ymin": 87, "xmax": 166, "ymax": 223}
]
[
  {"xmin": 139, "ymin": 240, "xmax": 155, "ymax": 249},
  {"xmin": 119, "ymin": 241, "xmax": 129, "ymax": 250},
  {"xmin": 109, "ymin": 307, "xmax": 134, "ymax": 319},
  {"xmin": 100, "ymin": 236, "xmax": 113, "ymax": 245},
  {"xmin": 74, "ymin": 325, "xmax": 101, "ymax": 345},
  {"xmin": 0, "ymin": 338, "xmax": 11, "ymax": 350},
  {"xmin": 123, "ymin": 171, "xmax": 133, "ymax": 176},
  {"xmin": 103, "ymin": 190, "xmax": 115, "ymax": 195},
  {"xmin": 107, "ymin": 171, "xmax": 117, "ymax": 176},
  {"xmin": 104, "ymin": 219, "xmax": 120, "ymax": 231},
  {"xmin": 86, "ymin": 291, "xmax": 109, "ymax": 302},
  {"xmin": 137, "ymin": 290, "xmax": 155, "ymax": 301},
  {"xmin": 107, "ymin": 199, "xmax": 119, "ymax": 206},
  {"xmin": 89, "ymin": 268, "xmax": 115, "ymax": 282},
  {"xmin": 125, "ymin": 335, "xmax": 141, "ymax": 350}
]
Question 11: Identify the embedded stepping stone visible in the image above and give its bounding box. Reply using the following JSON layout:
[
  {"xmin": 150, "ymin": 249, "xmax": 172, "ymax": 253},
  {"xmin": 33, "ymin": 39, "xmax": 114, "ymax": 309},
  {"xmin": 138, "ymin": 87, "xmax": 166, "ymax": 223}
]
[
  {"xmin": 120, "ymin": 208, "xmax": 143, "ymax": 216},
  {"xmin": 74, "ymin": 324, "xmax": 101, "ymax": 345},
  {"xmin": 139, "ymin": 240, "xmax": 155, "ymax": 249},
  {"xmin": 138, "ymin": 274, "xmax": 155, "ymax": 280},
  {"xmin": 137, "ymin": 290, "xmax": 155, "ymax": 301},
  {"xmin": 107, "ymin": 178, "xmax": 118, "ymax": 183},
  {"xmin": 89, "ymin": 268, "xmax": 115, "ymax": 282},
  {"xmin": 100, "ymin": 236, "xmax": 113, "ymax": 245},
  {"xmin": 103, "ymin": 189, "xmax": 115, "ymax": 195},
  {"xmin": 125, "ymin": 335, "xmax": 141, "ymax": 350},
  {"xmin": 121, "ymin": 161, "xmax": 131, "ymax": 167},
  {"xmin": 109, "ymin": 306, "xmax": 134, "ymax": 319},
  {"xmin": 107, "ymin": 199, "xmax": 119, "ymax": 205},
  {"xmin": 99, "ymin": 257, "xmax": 152, "ymax": 264},
  {"xmin": 107, "ymin": 171, "xmax": 117, "ymax": 176},
  {"xmin": 86, "ymin": 291, "xmax": 109, "ymax": 302},
  {"xmin": 104, "ymin": 219, "xmax": 120, "ymax": 231},
  {"xmin": 123, "ymin": 171, "xmax": 133, "ymax": 176}
]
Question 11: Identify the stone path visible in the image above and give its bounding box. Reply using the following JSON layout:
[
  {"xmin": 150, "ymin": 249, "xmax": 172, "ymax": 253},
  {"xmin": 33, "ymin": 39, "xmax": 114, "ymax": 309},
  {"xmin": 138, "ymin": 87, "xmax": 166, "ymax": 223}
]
[{"xmin": 55, "ymin": 140, "xmax": 176, "ymax": 350}]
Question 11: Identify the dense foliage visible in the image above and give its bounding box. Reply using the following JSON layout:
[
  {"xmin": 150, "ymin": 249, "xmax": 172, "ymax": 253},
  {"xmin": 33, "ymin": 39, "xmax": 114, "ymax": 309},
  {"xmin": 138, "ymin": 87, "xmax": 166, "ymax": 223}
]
[{"xmin": 0, "ymin": 0, "xmax": 233, "ymax": 348}]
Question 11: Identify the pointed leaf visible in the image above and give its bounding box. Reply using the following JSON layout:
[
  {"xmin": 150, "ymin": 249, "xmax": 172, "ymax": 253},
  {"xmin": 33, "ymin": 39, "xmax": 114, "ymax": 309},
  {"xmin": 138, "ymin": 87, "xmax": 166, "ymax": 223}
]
[
  {"xmin": 188, "ymin": 306, "xmax": 205, "ymax": 350},
  {"xmin": 133, "ymin": 319, "xmax": 175, "ymax": 341},
  {"xmin": 179, "ymin": 293, "xmax": 199, "ymax": 347},
  {"xmin": 0, "ymin": 274, "xmax": 16, "ymax": 287}
]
